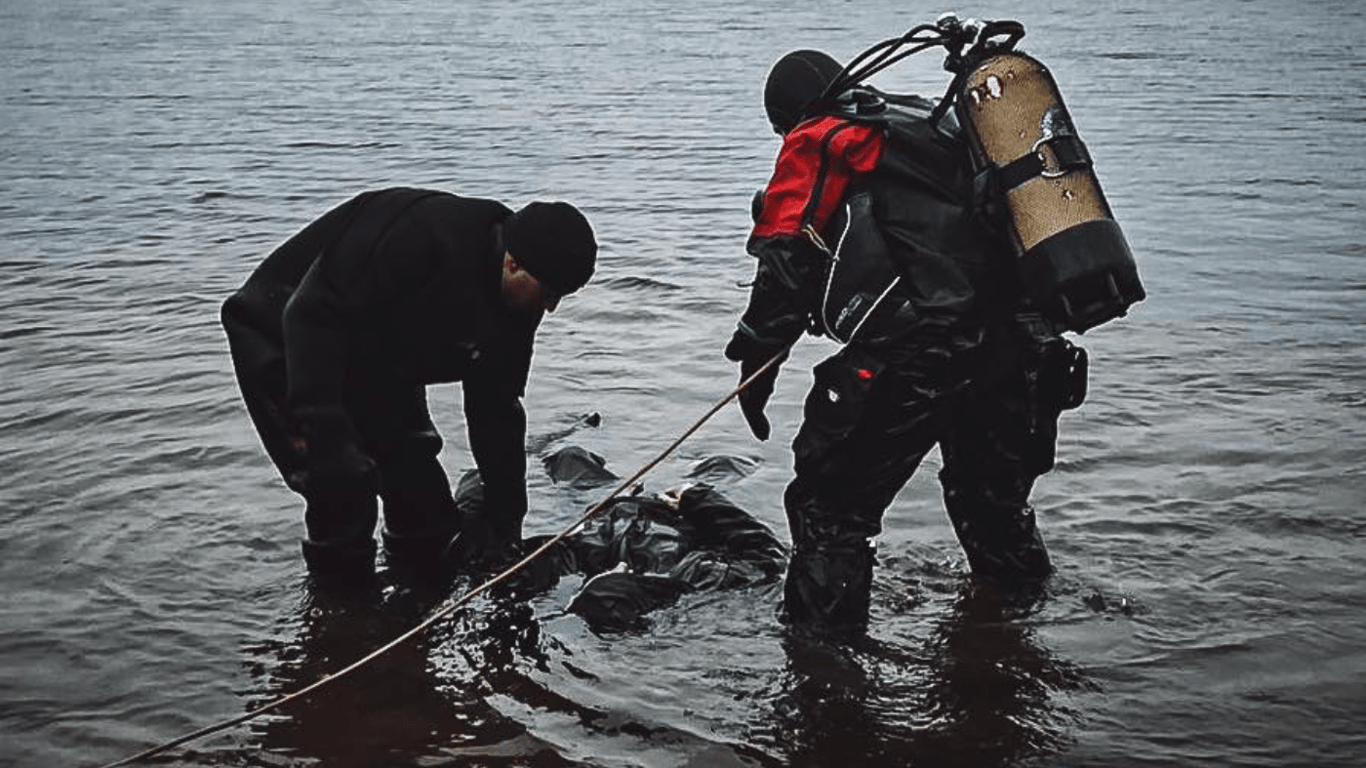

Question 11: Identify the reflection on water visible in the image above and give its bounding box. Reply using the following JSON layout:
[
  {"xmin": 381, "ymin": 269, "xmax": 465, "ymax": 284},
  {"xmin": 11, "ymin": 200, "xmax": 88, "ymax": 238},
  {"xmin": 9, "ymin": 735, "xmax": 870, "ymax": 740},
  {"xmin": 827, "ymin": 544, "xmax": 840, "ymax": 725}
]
[
  {"xmin": 247, "ymin": 578, "xmax": 574, "ymax": 767},
  {"xmin": 767, "ymin": 583, "xmax": 1089, "ymax": 767},
  {"xmin": 232, "ymin": 563, "xmax": 1089, "ymax": 767}
]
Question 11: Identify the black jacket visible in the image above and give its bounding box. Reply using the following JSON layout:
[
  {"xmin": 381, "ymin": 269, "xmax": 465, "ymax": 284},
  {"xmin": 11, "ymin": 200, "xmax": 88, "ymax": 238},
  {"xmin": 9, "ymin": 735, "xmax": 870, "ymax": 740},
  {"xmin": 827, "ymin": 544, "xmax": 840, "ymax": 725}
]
[{"xmin": 239, "ymin": 187, "xmax": 539, "ymax": 520}]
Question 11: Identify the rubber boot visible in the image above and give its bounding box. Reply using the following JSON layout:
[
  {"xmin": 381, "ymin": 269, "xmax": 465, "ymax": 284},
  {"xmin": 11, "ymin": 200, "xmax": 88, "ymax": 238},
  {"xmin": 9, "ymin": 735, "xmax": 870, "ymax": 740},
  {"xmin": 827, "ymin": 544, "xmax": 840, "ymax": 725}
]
[
  {"xmin": 301, "ymin": 536, "xmax": 378, "ymax": 591},
  {"xmin": 301, "ymin": 491, "xmax": 379, "ymax": 591},
  {"xmin": 379, "ymin": 482, "xmax": 462, "ymax": 584}
]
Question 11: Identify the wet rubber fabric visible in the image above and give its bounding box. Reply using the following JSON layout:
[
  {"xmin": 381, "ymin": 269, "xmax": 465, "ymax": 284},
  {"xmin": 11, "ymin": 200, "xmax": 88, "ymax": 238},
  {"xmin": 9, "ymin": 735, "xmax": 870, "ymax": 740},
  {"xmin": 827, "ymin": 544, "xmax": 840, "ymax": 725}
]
[
  {"xmin": 783, "ymin": 317, "xmax": 1075, "ymax": 632},
  {"xmin": 455, "ymin": 473, "xmax": 788, "ymax": 632},
  {"xmin": 221, "ymin": 188, "xmax": 539, "ymax": 581}
]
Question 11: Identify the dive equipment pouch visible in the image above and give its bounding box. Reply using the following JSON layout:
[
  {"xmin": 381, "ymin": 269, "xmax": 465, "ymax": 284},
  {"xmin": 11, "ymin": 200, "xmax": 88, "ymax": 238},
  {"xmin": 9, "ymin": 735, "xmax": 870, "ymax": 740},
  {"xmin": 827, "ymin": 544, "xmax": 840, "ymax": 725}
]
[
  {"xmin": 819, "ymin": 190, "xmax": 905, "ymax": 345},
  {"xmin": 794, "ymin": 345, "xmax": 887, "ymax": 472},
  {"xmin": 954, "ymin": 51, "xmax": 1145, "ymax": 332}
]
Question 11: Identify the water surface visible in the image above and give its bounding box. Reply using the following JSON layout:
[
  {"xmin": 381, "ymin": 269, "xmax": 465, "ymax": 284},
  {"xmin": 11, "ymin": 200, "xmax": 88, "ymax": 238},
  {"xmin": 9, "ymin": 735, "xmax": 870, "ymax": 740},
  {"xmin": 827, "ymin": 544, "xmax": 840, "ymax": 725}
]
[{"xmin": 2, "ymin": 1, "xmax": 1364, "ymax": 766}]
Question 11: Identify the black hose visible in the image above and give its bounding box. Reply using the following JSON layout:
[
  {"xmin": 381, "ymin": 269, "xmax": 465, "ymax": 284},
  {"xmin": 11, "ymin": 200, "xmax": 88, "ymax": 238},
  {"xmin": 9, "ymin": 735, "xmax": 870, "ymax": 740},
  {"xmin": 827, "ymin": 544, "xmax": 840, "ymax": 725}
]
[{"xmin": 816, "ymin": 23, "xmax": 945, "ymax": 106}]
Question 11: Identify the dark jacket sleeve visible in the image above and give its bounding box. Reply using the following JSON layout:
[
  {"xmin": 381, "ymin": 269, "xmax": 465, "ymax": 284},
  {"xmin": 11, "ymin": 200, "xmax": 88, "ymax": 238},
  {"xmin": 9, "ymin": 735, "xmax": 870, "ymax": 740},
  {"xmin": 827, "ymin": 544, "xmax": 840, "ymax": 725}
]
[
  {"xmin": 725, "ymin": 235, "xmax": 826, "ymax": 361},
  {"xmin": 728, "ymin": 116, "xmax": 883, "ymax": 360},
  {"xmin": 460, "ymin": 314, "xmax": 538, "ymax": 539},
  {"xmin": 464, "ymin": 391, "xmax": 528, "ymax": 538}
]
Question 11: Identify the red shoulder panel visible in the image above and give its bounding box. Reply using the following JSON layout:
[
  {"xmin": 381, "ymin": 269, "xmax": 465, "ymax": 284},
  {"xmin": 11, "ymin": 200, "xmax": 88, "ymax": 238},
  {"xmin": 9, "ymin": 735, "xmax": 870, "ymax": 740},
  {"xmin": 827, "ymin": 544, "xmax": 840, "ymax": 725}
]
[{"xmin": 751, "ymin": 116, "xmax": 885, "ymax": 242}]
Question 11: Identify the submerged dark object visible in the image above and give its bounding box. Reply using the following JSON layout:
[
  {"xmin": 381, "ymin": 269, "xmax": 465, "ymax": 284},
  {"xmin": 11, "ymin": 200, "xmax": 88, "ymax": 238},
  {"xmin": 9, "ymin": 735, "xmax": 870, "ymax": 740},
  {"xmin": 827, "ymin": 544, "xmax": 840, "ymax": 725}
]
[
  {"xmin": 565, "ymin": 571, "xmax": 692, "ymax": 631},
  {"xmin": 550, "ymin": 485, "xmax": 787, "ymax": 631},
  {"xmin": 542, "ymin": 445, "xmax": 620, "ymax": 488},
  {"xmin": 458, "ymin": 460, "xmax": 787, "ymax": 632},
  {"xmin": 685, "ymin": 454, "xmax": 760, "ymax": 483}
]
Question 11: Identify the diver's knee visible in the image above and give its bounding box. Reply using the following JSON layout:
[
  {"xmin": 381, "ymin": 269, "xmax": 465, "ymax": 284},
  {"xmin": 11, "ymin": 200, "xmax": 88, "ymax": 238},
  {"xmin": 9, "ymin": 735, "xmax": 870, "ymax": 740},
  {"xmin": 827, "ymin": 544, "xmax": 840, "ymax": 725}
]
[{"xmin": 947, "ymin": 499, "xmax": 1053, "ymax": 585}]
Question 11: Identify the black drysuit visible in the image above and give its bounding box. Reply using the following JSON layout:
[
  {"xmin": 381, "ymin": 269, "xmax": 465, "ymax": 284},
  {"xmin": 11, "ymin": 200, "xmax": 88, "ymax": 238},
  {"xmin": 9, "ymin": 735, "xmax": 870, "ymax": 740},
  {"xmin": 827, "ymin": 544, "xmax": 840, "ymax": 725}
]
[
  {"xmin": 727, "ymin": 94, "xmax": 1086, "ymax": 633},
  {"xmin": 221, "ymin": 188, "xmax": 539, "ymax": 571}
]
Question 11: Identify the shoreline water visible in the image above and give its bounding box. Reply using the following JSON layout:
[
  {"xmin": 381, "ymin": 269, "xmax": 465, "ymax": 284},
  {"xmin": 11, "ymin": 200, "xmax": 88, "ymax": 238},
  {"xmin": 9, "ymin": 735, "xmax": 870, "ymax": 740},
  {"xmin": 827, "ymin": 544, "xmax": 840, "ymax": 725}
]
[{"xmin": 3, "ymin": 1, "xmax": 1364, "ymax": 766}]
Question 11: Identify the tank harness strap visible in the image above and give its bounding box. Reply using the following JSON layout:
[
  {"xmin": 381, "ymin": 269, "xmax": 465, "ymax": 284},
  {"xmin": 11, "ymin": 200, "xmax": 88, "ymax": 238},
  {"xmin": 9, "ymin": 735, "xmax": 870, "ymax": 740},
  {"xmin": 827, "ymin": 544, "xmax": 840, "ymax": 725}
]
[{"xmin": 994, "ymin": 134, "xmax": 1093, "ymax": 191}]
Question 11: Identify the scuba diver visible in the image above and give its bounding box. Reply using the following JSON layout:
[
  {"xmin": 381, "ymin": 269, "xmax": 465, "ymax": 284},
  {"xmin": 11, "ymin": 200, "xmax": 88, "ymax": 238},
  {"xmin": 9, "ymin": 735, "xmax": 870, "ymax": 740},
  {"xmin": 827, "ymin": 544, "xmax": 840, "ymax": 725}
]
[
  {"xmin": 222, "ymin": 188, "xmax": 597, "ymax": 588},
  {"xmin": 723, "ymin": 17, "xmax": 1143, "ymax": 635}
]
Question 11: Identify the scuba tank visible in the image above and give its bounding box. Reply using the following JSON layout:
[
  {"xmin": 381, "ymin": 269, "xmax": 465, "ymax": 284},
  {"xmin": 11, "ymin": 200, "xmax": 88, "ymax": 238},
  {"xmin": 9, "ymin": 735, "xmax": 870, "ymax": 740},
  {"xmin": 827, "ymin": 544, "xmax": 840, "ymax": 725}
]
[
  {"xmin": 951, "ymin": 27, "xmax": 1144, "ymax": 331},
  {"xmin": 812, "ymin": 14, "xmax": 1145, "ymax": 333}
]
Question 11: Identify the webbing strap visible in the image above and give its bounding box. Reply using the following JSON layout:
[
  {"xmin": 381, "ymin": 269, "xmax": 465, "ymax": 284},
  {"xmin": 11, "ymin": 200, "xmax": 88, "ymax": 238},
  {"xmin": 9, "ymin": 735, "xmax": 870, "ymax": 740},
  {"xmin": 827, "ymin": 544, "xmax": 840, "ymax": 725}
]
[{"xmin": 996, "ymin": 134, "xmax": 1092, "ymax": 190}]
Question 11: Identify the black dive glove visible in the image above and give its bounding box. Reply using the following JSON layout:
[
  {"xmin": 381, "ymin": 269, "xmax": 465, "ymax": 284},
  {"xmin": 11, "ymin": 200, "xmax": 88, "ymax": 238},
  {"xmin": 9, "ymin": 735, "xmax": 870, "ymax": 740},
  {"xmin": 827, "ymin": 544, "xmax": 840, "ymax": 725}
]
[
  {"xmin": 294, "ymin": 407, "xmax": 378, "ymax": 495},
  {"xmin": 724, "ymin": 333, "xmax": 789, "ymax": 441},
  {"xmin": 445, "ymin": 510, "xmax": 523, "ymax": 571}
]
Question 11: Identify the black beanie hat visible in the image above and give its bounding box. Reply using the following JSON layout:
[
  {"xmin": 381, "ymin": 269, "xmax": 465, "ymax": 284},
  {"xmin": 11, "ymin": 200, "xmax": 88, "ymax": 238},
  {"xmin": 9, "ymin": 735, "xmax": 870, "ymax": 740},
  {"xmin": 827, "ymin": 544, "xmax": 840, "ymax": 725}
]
[
  {"xmin": 504, "ymin": 201, "xmax": 597, "ymax": 295},
  {"xmin": 764, "ymin": 49, "xmax": 844, "ymax": 134}
]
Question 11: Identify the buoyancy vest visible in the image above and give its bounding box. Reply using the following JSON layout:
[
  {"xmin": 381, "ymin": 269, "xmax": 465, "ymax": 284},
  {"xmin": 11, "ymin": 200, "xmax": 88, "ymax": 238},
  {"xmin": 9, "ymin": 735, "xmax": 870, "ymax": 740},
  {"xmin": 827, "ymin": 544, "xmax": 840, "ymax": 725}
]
[
  {"xmin": 811, "ymin": 90, "xmax": 1010, "ymax": 345},
  {"xmin": 787, "ymin": 16, "xmax": 1144, "ymax": 336}
]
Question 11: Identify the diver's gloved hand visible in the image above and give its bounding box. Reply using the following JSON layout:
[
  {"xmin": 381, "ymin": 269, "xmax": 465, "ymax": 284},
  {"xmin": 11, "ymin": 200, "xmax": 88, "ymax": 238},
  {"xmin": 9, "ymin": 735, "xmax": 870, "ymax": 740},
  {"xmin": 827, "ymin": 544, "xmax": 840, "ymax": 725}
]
[
  {"xmin": 294, "ymin": 406, "xmax": 377, "ymax": 494},
  {"xmin": 738, "ymin": 356, "xmax": 781, "ymax": 441},
  {"xmin": 444, "ymin": 511, "xmax": 522, "ymax": 572},
  {"xmin": 724, "ymin": 333, "xmax": 788, "ymax": 441}
]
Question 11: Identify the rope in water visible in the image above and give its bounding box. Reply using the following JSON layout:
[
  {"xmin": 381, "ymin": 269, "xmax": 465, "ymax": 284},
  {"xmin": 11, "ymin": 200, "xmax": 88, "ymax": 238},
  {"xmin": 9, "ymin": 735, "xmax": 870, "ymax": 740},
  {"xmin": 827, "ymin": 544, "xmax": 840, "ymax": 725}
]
[{"xmin": 95, "ymin": 349, "xmax": 787, "ymax": 768}]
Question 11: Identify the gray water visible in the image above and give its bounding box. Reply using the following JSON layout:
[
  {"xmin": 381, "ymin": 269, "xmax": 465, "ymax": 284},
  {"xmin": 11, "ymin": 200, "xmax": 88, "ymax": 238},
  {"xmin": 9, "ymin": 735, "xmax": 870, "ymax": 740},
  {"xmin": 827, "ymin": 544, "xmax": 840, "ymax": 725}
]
[{"xmin": 3, "ymin": 0, "xmax": 1364, "ymax": 766}]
